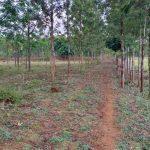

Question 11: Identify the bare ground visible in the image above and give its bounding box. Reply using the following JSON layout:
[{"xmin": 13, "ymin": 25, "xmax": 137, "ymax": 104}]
[
  {"xmin": 0, "ymin": 58, "xmax": 121, "ymax": 150},
  {"xmin": 90, "ymin": 58, "xmax": 121, "ymax": 150}
]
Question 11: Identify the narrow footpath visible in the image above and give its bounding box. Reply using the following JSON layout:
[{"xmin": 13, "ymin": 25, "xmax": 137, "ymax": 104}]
[{"xmin": 91, "ymin": 57, "xmax": 121, "ymax": 150}]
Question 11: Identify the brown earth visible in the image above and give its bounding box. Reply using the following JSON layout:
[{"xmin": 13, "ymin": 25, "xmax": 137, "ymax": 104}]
[
  {"xmin": 0, "ymin": 57, "xmax": 121, "ymax": 150},
  {"xmin": 90, "ymin": 57, "xmax": 121, "ymax": 150}
]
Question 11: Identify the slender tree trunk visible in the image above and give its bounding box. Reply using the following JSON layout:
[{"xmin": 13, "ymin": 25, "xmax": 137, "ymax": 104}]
[
  {"xmin": 148, "ymin": 32, "xmax": 150, "ymax": 97},
  {"xmin": 131, "ymin": 50, "xmax": 134, "ymax": 82},
  {"xmin": 126, "ymin": 48, "xmax": 129, "ymax": 75},
  {"xmin": 140, "ymin": 17, "xmax": 147, "ymax": 92},
  {"xmin": 27, "ymin": 24, "xmax": 31, "ymax": 71},
  {"xmin": 66, "ymin": 0, "xmax": 71, "ymax": 78},
  {"xmin": 140, "ymin": 37, "xmax": 144, "ymax": 92},
  {"xmin": 17, "ymin": 48, "xmax": 20, "ymax": 69},
  {"xmin": 50, "ymin": 0, "xmax": 56, "ymax": 81},
  {"xmin": 148, "ymin": 8, "xmax": 150, "ymax": 97},
  {"xmin": 120, "ymin": 16, "xmax": 125, "ymax": 88},
  {"xmin": 138, "ymin": 31, "xmax": 141, "ymax": 87},
  {"xmin": 25, "ymin": 49, "xmax": 28, "ymax": 69},
  {"xmin": 15, "ymin": 56, "xmax": 17, "ymax": 67},
  {"xmin": 129, "ymin": 53, "xmax": 132, "ymax": 81}
]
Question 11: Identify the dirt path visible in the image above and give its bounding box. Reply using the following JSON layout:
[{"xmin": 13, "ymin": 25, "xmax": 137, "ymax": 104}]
[{"xmin": 91, "ymin": 58, "xmax": 120, "ymax": 150}]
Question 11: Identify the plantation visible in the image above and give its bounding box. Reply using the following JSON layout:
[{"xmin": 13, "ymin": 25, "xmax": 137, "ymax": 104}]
[{"xmin": 0, "ymin": 0, "xmax": 149, "ymax": 150}]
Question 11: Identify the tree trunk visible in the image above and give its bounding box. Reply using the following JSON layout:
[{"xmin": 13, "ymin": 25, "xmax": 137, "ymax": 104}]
[
  {"xmin": 138, "ymin": 32, "xmax": 141, "ymax": 87},
  {"xmin": 50, "ymin": 0, "xmax": 56, "ymax": 81},
  {"xmin": 66, "ymin": 0, "xmax": 71, "ymax": 78},
  {"xmin": 148, "ymin": 8, "xmax": 150, "ymax": 97},
  {"xmin": 148, "ymin": 31, "xmax": 150, "ymax": 97},
  {"xmin": 140, "ymin": 17, "xmax": 147, "ymax": 92},
  {"xmin": 131, "ymin": 50, "xmax": 134, "ymax": 82},
  {"xmin": 17, "ymin": 48, "xmax": 20, "ymax": 69},
  {"xmin": 27, "ymin": 24, "xmax": 31, "ymax": 71},
  {"xmin": 140, "ymin": 37, "xmax": 144, "ymax": 92},
  {"xmin": 126, "ymin": 47, "xmax": 129, "ymax": 75},
  {"xmin": 120, "ymin": 16, "xmax": 125, "ymax": 88}
]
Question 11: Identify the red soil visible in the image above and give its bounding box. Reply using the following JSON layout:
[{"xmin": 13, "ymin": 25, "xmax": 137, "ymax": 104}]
[{"xmin": 91, "ymin": 58, "xmax": 121, "ymax": 150}]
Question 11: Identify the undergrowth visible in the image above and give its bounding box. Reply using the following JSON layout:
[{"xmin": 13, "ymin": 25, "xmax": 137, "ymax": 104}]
[
  {"xmin": 116, "ymin": 81, "xmax": 150, "ymax": 150},
  {"xmin": 0, "ymin": 87, "xmax": 22, "ymax": 104}
]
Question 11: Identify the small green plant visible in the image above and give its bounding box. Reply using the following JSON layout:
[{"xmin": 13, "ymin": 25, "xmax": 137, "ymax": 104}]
[
  {"xmin": 78, "ymin": 143, "xmax": 90, "ymax": 150},
  {"xmin": 23, "ymin": 144, "xmax": 32, "ymax": 150},
  {"xmin": 49, "ymin": 130, "xmax": 72, "ymax": 144},
  {"xmin": 0, "ymin": 87, "xmax": 22, "ymax": 104},
  {"xmin": 0, "ymin": 128, "xmax": 13, "ymax": 140},
  {"xmin": 49, "ymin": 136, "xmax": 65, "ymax": 144},
  {"xmin": 117, "ymin": 140, "xmax": 129, "ymax": 150},
  {"xmin": 83, "ymin": 86, "xmax": 96, "ymax": 93},
  {"xmin": 62, "ymin": 130, "xmax": 72, "ymax": 140},
  {"xmin": 25, "ymin": 79, "xmax": 41, "ymax": 89},
  {"xmin": 79, "ymin": 125, "xmax": 90, "ymax": 132}
]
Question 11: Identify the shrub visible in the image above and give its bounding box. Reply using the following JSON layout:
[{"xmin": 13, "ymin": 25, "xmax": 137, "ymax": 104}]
[{"xmin": 0, "ymin": 87, "xmax": 22, "ymax": 104}]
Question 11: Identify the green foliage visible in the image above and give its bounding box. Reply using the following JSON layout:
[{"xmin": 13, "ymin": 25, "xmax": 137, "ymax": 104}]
[
  {"xmin": 23, "ymin": 144, "xmax": 32, "ymax": 150},
  {"xmin": 78, "ymin": 143, "xmax": 90, "ymax": 150},
  {"xmin": 117, "ymin": 140, "xmax": 129, "ymax": 150},
  {"xmin": 106, "ymin": 37, "xmax": 121, "ymax": 52},
  {"xmin": 116, "ymin": 90, "xmax": 150, "ymax": 149},
  {"xmin": 49, "ymin": 136, "xmax": 65, "ymax": 144},
  {"xmin": 0, "ymin": 87, "xmax": 22, "ymax": 104},
  {"xmin": 49, "ymin": 130, "xmax": 72, "ymax": 144},
  {"xmin": 79, "ymin": 125, "xmax": 90, "ymax": 132},
  {"xmin": 0, "ymin": 128, "xmax": 13, "ymax": 140},
  {"xmin": 83, "ymin": 86, "xmax": 96, "ymax": 94},
  {"xmin": 55, "ymin": 36, "xmax": 74, "ymax": 57},
  {"xmin": 25, "ymin": 79, "xmax": 41, "ymax": 89}
]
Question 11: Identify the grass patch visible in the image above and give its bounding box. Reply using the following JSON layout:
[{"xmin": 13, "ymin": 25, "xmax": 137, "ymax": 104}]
[
  {"xmin": 25, "ymin": 79, "xmax": 42, "ymax": 89},
  {"xmin": 116, "ymin": 90, "xmax": 150, "ymax": 149},
  {"xmin": 0, "ymin": 87, "xmax": 22, "ymax": 104},
  {"xmin": 49, "ymin": 130, "xmax": 72, "ymax": 144}
]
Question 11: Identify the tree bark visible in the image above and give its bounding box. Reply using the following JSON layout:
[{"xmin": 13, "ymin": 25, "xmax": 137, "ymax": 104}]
[
  {"xmin": 66, "ymin": 0, "xmax": 71, "ymax": 78},
  {"xmin": 138, "ymin": 31, "xmax": 141, "ymax": 87},
  {"xmin": 148, "ymin": 31, "xmax": 150, "ymax": 97},
  {"xmin": 140, "ymin": 37, "xmax": 144, "ymax": 92},
  {"xmin": 27, "ymin": 24, "xmax": 31, "ymax": 71},
  {"xmin": 140, "ymin": 17, "xmax": 147, "ymax": 92},
  {"xmin": 50, "ymin": 0, "xmax": 56, "ymax": 81},
  {"xmin": 120, "ymin": 16, "xmax": 125, "ymax": 88},
  {"xmin": 126, "ymin": 47, "xmax": 129, "ymax": 75},
  {"xmin": 131, "ymin": 50, "xmax": 134, "ymax": 82}
]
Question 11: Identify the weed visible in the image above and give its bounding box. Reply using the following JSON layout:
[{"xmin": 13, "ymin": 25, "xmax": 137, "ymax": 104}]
[
  {"xmin": 0, "ymin": 87, "xmax": 22, "ymax": 104},
  {"xmin": 49, "ymin": 136, "xmax": 65, "ymax": 144},
  {"xmin": 62, "ymin": 130, "xmax": 72, "ymax": 140},
  {"xmin": 78, "ymin": 143, "xmax": 91, "ymax": 150},
  {"xmin": 79, "ymin": 125, "xmax": 90, "ymax": 132},
  {"xmin": 49, "ymin": 130, "xmax": 72, "ymax": 144},
  {"xmin": 25, "ymin": 79, "xmax": 41, "ymax": 89},
  {"xmin": 23, "ymin": 144, "xmax": 32, "ymax": 150},
  {"xmin": 117, "ymin": 140, "xmax": 129, "ymax": 150},
  {"xmin": 0, "ymin": 128, "xmax": 13, "ymax": 140},
  {"xmin": 83, "ymin": 86, "xmax": 96, "ymax": 94}
]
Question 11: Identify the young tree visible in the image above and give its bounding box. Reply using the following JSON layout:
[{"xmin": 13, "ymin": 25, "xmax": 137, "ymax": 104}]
[{"xmin": 32, "ymin": 0, "xmax": 62, "ymax": 81}]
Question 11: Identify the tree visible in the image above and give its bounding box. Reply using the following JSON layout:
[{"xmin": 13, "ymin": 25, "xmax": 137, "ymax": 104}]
[
  {"xmin": 0, "ymin": 0, "xmax": 41, "ymax": 71},
  {"xmin": 32, "ymin": 0, "xmax": 63, "ymax": 81}
]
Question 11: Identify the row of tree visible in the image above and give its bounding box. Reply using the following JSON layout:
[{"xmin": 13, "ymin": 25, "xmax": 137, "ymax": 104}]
[
  {"xmin": 0, "ymin": 0, "xmax": 149, "ymax": 96},
  {"xmin": 105, "ymin": 0, "xmax": 149, "ymax": 96},
  {"xmin": 0, "ymin": 0, "xmax": 105, "ymax": 78}
]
